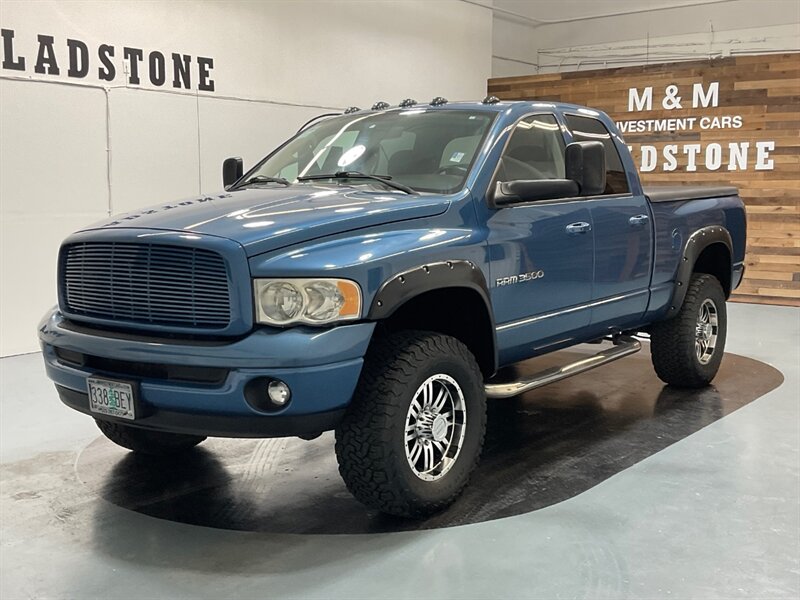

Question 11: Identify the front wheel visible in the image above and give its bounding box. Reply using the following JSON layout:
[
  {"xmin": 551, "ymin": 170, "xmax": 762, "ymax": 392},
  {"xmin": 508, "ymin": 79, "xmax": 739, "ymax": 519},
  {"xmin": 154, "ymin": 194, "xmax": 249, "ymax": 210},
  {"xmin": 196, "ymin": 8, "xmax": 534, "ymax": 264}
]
[
  {"xmin": 335, "ymin": 331, "xmax": 487, "ymax": 517},
  {"xmin": 96, "ymin": 419, "xmax": 206, "ymax": 455},
  {"xmin": 650, "ymin": 273, "xmax": 727, "ymax": 388}
]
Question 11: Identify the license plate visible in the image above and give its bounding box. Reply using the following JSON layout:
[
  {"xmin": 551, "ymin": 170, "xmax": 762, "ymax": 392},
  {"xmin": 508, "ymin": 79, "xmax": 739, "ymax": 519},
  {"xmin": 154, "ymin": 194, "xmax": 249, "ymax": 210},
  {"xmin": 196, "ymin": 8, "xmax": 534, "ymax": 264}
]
[{"xmin": 87, "ymin": 377, "xmax": 136, "ymax": 420}]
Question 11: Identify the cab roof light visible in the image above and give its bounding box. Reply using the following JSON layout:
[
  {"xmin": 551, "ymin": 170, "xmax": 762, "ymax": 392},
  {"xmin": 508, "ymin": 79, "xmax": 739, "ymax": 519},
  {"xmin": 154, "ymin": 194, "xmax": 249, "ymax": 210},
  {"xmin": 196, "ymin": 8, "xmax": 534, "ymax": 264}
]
[
  {"xmin": 430, "ymin": 96, "xmax": 448, "ymax": 106},
  {"xmin": 343, "ymin": 106, "xmax": 361, "ymax": 114},
  {"xmin": 482, "ymin": 95, "xmax": 500, "ymax": 104},
  {"xmin": 371, "ymin": 101, "xmax": 390, "ymax": 110},
  {"xmin": 399, "ymin": 98, "xmax": 418, "ymax": 108}
]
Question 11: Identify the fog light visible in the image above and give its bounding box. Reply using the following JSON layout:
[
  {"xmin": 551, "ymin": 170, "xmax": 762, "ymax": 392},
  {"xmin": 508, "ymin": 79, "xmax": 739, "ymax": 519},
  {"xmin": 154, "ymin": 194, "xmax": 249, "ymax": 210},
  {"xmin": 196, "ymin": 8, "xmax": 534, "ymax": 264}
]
[{"xmin": 267, "ymin": 380, "xmax": 291, "ymax": 405}]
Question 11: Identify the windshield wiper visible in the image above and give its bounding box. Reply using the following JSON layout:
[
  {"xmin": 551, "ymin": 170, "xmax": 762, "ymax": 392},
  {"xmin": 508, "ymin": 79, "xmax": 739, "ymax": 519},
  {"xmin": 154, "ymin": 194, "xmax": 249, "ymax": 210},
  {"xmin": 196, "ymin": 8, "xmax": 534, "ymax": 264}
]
[
  {"xmin": 236, "ymin": 174, "xmax": 291, "ymax": 188},
  {"xmin": 297, "ymin": 171, "xmax": 415, "ymax": 194}
]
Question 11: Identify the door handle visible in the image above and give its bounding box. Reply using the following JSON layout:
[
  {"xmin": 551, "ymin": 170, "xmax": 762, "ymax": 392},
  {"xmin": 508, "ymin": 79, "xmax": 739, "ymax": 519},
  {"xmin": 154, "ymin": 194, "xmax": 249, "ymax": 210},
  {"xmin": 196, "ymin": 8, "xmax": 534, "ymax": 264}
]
[
  {"xmin": 566, "ymin": 222, "xmax": 592, "ymax": 235},
  {"xmin": 629, "ymin": 214, "xmax": 650, "ymax": 227}
]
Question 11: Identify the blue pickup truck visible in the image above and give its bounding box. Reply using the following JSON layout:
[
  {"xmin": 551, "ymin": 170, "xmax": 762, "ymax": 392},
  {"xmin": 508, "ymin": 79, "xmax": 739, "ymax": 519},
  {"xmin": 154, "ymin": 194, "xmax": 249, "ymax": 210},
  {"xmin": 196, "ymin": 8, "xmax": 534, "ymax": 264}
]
[{"xmin": 39, "ymin": 97, "xmax": 746, "ymax": 517}]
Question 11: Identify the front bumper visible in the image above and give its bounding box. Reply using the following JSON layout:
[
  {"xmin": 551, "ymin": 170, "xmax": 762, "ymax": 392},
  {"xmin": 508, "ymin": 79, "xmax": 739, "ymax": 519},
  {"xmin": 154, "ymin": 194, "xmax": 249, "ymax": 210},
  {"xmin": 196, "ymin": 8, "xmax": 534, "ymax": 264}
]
[{"xmin": 38, "ymin": 308, "xmax": 375, "ymax": 438}]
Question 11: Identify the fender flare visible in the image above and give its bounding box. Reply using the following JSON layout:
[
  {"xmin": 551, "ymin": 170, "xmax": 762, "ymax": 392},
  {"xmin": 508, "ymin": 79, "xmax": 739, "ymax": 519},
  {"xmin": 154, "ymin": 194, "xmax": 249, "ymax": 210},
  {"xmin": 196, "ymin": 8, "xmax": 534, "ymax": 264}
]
[
  {"xmin": 666, "ymin": 226, "xmax": 733, "ymax": 316},
  {"xmin": 366, "ymin": 260, "xmax": 498, "ymax": 373}
]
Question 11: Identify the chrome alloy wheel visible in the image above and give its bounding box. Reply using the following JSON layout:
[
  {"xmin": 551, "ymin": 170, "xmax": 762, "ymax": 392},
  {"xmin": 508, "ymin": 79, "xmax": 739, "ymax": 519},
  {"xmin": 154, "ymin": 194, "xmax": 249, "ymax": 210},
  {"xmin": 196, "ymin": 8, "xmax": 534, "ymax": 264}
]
[
  {"xmin": 695, "ymin": 298, "xmax": 719, "ymax": 365},
  {"xmin": 404, "ymin": 374, "xmax": 467, "ymax": 482}
]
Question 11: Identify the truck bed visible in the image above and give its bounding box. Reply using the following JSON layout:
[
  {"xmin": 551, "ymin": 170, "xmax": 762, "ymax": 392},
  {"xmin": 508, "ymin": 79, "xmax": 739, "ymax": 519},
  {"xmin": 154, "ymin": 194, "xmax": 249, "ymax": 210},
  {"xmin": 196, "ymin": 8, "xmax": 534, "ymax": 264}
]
[{"xmin": 644, "ymin": 185, "xmax": 739, "ymax": 203}]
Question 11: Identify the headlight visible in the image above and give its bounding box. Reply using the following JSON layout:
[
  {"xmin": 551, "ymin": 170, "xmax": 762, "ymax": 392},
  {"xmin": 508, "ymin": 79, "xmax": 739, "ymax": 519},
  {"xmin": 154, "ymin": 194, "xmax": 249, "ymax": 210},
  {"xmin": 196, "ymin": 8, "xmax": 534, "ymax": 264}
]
[{"xmin": 253, "ymin": 278, "xmax": 362, "ymax": 326}]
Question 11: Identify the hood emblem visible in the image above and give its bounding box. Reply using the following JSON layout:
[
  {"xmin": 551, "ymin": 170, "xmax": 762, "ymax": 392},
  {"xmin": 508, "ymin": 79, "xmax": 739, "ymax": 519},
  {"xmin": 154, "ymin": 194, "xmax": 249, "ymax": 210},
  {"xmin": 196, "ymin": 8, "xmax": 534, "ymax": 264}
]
[{"xmin": 103, "ymin": 194, "xmax": 232, "ymax": 226}]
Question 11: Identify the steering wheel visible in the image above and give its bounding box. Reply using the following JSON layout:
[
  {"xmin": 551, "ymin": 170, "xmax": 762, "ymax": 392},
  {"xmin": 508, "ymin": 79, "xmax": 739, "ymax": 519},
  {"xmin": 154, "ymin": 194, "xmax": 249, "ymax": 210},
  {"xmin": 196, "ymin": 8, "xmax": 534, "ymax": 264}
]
[{"xmin": 437, "ymin": 165, "xmax": 469, "ymax": 176}]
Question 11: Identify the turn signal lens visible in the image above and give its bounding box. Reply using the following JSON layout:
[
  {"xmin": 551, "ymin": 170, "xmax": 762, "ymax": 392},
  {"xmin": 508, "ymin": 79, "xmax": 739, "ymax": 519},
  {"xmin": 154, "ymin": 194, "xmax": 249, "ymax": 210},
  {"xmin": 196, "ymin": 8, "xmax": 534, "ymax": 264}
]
[
  {"xmin": 253, "ymin": 278, "xmax": 362, "ymax": 326},
  {"xmin": 336, "ymin": 280, "xmax": 361, "ymax": 318}
]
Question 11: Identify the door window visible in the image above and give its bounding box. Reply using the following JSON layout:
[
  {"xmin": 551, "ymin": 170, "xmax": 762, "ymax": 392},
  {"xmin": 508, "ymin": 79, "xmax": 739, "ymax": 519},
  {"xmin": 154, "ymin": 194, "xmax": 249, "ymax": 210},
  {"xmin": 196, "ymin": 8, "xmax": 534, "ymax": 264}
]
[{"xmin": 496, "ymin": 114, "xmax": 565, "ymax": 182}]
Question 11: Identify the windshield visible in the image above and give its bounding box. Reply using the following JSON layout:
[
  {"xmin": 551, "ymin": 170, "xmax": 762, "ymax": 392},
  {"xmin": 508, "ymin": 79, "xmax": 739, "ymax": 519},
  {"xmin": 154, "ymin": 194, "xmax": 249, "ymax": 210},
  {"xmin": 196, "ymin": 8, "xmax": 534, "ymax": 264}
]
[{"xmin": 245, "ymin": 109, "xmax": 495, "ymax": 194}]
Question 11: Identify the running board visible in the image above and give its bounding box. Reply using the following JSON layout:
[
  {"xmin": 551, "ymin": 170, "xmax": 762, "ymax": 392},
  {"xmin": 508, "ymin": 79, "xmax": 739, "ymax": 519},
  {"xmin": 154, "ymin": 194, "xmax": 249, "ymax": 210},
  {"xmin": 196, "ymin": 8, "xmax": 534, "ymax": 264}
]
[{"xmin": 484, "ymin": 335, "xmax": 642, "ymax": 399}]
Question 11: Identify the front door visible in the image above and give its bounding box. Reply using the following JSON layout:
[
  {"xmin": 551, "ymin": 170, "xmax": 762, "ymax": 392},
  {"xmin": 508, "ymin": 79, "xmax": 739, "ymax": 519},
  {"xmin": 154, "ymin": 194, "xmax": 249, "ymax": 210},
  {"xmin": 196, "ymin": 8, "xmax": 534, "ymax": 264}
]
[{"xmin": 486, "ymin": 114, "xmax": 594, "ymax": 366}]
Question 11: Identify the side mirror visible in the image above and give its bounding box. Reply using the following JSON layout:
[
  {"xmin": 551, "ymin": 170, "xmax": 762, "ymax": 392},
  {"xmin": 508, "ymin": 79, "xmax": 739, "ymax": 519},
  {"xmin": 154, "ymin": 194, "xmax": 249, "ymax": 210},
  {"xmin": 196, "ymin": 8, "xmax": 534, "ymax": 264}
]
[
  {"xmin": 222, "ymin": 157, "xmax": 243, "ymax": 188},
  {"xmin": 493, "ymin": 179, "xmax": 580, "ymax": 205},
  {"xmin": 565, "ymin": 141, "xmax": 606, "ymax": 196}
]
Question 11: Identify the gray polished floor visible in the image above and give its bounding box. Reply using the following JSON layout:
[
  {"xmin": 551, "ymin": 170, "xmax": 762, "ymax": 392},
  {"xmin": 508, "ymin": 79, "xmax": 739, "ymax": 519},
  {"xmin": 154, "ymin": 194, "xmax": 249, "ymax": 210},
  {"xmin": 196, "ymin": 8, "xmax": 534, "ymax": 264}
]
[{"xmin": 1, "ymin": 303, "xmax": 798, "ymax": 599}]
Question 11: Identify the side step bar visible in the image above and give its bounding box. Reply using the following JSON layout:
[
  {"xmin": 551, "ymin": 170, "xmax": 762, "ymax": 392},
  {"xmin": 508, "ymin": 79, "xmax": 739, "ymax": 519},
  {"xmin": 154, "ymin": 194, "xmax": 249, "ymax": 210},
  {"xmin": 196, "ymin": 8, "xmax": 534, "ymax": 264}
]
[{"xmin": 484, "ymin": 335, "xmax": 642, "ymax": 399}]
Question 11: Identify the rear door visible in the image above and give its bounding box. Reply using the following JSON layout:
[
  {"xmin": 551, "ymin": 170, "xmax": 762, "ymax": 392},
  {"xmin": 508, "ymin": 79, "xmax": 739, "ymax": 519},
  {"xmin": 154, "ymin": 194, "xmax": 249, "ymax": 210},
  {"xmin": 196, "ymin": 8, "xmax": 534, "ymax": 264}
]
[
  {"xmin": 487, "ymin": 114, "xmax": 594, "ymax": 365},
  {"xmin": 563, "ymin": 114, "xmax": 653, "ymax": 329}
]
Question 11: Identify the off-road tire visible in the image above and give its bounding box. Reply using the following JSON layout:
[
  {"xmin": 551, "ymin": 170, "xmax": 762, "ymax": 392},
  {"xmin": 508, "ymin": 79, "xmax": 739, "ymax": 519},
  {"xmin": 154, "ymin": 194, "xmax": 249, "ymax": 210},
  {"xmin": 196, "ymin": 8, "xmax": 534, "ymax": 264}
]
[
  {"xmin": 335, "ymin": 331, "xmax": 487, "ymax": 517},
  {"xmin": 650, "ymin": 273, "xmax": 727, "ymax": 388},
  {"xmin": 96, "ymin": 419, "xmax": 206, "ymax": 455}
]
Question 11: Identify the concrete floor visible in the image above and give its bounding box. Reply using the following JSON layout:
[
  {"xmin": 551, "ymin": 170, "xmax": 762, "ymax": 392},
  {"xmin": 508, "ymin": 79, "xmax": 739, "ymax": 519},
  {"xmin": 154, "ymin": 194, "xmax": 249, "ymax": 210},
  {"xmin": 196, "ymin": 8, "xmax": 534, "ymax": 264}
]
[{"xmin": 1, "ymin": 303, "xmax": 798, "ymax": 599}]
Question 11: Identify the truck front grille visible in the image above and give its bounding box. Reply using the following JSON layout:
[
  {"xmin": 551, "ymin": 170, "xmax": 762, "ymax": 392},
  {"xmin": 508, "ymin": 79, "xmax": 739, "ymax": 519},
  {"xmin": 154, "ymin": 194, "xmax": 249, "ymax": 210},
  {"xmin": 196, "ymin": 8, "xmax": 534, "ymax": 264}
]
[{"xmin": 60, "ymin": 242, "xmax": 231, "ymax": 329}]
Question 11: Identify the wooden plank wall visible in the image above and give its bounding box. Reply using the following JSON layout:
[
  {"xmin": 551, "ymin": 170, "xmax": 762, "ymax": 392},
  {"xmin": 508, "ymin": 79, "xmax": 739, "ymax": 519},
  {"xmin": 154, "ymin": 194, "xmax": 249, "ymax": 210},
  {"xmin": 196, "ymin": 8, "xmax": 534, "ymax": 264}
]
[{"xmin": 488, "ymin": 53, "xmax": 800, "ymax": 306}]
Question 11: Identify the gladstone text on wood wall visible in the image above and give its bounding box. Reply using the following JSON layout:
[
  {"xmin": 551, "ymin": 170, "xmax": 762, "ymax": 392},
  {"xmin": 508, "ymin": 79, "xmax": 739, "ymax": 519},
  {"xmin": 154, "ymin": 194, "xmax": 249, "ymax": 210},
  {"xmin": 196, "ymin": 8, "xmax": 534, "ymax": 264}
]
[{"xmin": 488, "ymin": 53, "xmax": 800, "ymax": 306}]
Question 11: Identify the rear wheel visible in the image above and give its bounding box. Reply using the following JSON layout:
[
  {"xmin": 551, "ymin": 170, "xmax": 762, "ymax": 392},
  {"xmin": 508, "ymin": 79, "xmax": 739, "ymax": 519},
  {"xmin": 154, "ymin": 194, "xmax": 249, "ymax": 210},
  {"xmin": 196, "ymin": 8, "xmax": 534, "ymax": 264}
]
[
  {"xmin": 96, "ymin": 419, "xmax": 206, "ymax": 455},
  {"xmin": 650, "ymin": 273, "xmax": 727, "ymax": 388},
  {"xmin": 335, "ymin": 331, "xmax": 486, "ymax": 517}
]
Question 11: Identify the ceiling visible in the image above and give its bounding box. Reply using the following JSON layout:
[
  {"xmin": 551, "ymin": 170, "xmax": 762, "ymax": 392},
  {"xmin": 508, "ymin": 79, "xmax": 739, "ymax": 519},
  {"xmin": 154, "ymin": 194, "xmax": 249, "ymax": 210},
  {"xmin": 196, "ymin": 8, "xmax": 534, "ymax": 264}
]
[{"xmin": 491, "ymin": 0, "xmax": 741, "ymax": 23}]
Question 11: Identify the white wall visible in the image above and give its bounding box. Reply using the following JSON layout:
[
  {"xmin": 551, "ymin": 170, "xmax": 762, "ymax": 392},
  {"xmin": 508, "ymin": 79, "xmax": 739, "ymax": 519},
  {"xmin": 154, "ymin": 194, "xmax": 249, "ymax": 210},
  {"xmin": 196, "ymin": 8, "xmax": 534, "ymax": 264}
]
[
  {"xmin": 491, "ymin": 0, "xmax": 800, "ymax": 76},
  {"xmin": 0, "ymin": 0, "xmax": 492, "ymax": 356}
]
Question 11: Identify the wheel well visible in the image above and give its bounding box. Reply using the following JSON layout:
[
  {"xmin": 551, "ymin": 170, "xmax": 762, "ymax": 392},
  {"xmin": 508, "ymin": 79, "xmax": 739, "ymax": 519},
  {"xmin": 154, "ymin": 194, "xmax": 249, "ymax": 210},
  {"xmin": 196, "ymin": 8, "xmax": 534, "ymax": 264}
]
[
  {"xmin": 380, "ymin": 287, "xmax": 496, "ymax": 377},
  {"xmin": 693, "ymin": 243, "xmax": 732, "ymax": 297}
]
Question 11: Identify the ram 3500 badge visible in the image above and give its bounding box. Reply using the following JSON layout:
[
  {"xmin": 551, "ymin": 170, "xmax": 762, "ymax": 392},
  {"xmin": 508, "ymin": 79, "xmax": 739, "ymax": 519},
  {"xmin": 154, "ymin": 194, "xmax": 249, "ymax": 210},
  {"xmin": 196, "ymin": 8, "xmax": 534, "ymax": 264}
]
[
  {"xmin": 496, "ymin": 270, "xmax": 545, "ymax": 286},
  {"xmin": 39, "ymin": 96, "xmax": 746, "ymax": 517}
]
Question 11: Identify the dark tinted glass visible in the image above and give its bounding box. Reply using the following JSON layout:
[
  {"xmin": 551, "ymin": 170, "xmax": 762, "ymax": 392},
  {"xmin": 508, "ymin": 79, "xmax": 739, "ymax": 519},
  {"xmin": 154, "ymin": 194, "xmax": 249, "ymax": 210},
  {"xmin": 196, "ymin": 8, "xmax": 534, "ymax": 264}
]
[
  {"xmin": 564, "ymin": 114, "xmax": 630, "ymax": 194},
  {"xmin": 496, "ymin": 114, "xmax": 565, "ymax": 182}
]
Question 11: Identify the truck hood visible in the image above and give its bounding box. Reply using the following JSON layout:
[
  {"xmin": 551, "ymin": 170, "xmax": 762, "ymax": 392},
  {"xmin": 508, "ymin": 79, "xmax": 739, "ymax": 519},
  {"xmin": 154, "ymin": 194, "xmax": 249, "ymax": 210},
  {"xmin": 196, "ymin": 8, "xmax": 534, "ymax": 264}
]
[{"xmin": 84, "ymin": 185, "xmax": 451, "ymax": 256}]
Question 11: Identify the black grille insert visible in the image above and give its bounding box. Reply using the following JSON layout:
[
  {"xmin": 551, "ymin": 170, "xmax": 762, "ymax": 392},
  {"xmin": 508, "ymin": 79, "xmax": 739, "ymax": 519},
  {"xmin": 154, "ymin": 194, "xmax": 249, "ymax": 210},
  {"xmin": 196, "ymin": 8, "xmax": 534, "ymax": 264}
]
[
  {"xmin": 60, "ymin": 242, "xmax": 231, "ymax": 329},
  {"xmin": 54, "ymin": 348, "xmax": 229, "ymax": 386}
]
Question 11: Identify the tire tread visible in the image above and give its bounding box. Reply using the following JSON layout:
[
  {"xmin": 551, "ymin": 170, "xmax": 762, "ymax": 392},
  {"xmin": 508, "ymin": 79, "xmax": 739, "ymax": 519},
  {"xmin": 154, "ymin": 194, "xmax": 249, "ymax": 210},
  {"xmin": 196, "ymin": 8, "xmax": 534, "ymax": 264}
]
[
  {"xmin": 650, "ymin": 273, "xmax": 727, "ymax": 388},
  {"xmin": 335, "ymin": 330, "xmax": 485, "ymax": 517}
]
